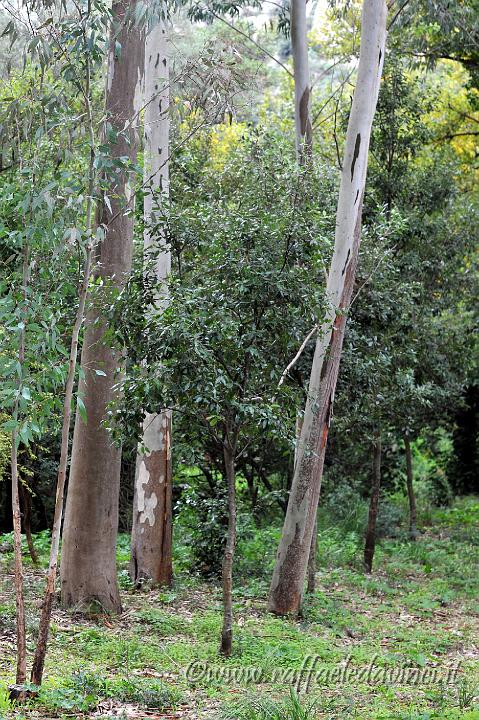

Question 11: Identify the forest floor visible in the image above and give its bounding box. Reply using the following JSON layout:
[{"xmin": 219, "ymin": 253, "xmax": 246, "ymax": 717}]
[{"xmin": 0, "ymin": 497, "xmax": 478, "ymax": 720}]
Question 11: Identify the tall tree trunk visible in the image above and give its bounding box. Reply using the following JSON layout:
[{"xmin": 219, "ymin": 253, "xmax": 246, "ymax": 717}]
[
  {"xmin": 60, "ymin": 0, "xmax": 145, "ymax": 613},
  {"xmin": 130, "ymin": 20, "xmax": 173, "ymax": 587},
  {"xmin": 364, "ymin": 435, "xmax": 382, "ymax": 573},
  {"xmin": 404, "ymin": 434, "xmax": 417, "ymax": 541},
  {"xmin": 220, "ymin": 439, "xmax": 237, "ymax": 657},
  {"xmin": 268, "ymin": 0, "xmax": 388, "ymax": 616},
  {"xmin": 291, "ymin": 0, "xmax": 312, "ymax": 162}
]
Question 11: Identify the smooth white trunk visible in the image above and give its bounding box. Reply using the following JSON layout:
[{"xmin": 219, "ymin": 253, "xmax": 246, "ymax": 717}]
[
  {"xmin": 291, "ymin": 0, "xmax": 312, "ymax": 161},
  {"xmin": 268, "ymin": 0, "xmax": 388, "ymax": 615},
  {"xmin": 130, "ymin": 20, "xmax": 173, "ymax": 586}
]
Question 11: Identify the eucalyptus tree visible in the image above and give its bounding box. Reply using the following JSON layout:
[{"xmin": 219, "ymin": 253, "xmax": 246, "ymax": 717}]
[
  {"xmin": 60, "ymin": 0, "xmax": 145, "ymax": 613},
  {"xmin": 268, "ymin": 0, "xmax": 388, "ymax": 616},
  {"xmin": 327, "ymin": 55, "xmax": 475, "ymax": 570},
  {"xmin": 130, "ymin": 14, "xmax": 173, "ymax": 588}
]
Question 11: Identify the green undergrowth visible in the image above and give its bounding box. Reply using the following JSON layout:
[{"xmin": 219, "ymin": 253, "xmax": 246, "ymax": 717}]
[{"xmin": 0, "ymin": 497, "xmax": 477, "ymax": 719}]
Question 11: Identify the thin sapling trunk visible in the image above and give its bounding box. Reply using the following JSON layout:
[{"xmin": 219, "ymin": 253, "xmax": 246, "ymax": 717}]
[
  {"xmin": 404, "ymin": 434, "xmax": 417, "ymax": 541},
  {"xmin": 29, "ymin": 44, "xmax": 97, "ymax": 687},
  {"xmin": 364, "ymin": 435, "xmax": 382, "ymax": 573},
  {"xmin": 19, "ymin": 481, "xmax": 38, "ymax": 565},
  {"xmin": 220, "ymin": 438, "xmax": 237, "ymax": 657},
  {"xmin": 10, "ymin": 242, "xmax": 30, "ymax": 686}
]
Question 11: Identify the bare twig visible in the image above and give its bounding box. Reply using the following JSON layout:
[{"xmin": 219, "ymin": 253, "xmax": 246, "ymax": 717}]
[{"xmin": 277, "ymin": 324, "xmax": 318, "ymax": 390}]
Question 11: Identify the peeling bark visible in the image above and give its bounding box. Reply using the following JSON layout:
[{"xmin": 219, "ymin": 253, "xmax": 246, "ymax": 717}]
[
  {"xmin": 268, "ymin": 0, "xmax": 388, "ymax": 616},
  {"xmin": 130, "ymin": 412, "xmax": 173, "ymax": 586},
  {"xmin": 130, "ymin": 20, "xmax": 173, "ymax": 587},
  {"xmin": 60, "ymin": 0, "xmax": 145, "ymax": 613},
  {"xmin": 364, "ymin": 435, "xmax": 382, "ymax": 573}
]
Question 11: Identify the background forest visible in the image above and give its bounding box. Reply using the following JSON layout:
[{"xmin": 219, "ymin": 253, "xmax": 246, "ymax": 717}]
[{"xmin": 0, "ymin": 0, "xmax": 478, "ymax": 718}]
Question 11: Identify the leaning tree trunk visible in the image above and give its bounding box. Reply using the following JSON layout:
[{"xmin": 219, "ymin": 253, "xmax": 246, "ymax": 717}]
[
  {"xmin": 291, "ymin": 0, "xmax": 312, "ymax": 163},
  {"xmin": 60, "ymin": 0, "xmax": 144, "ymax": 613},
  {"xmin": 364, "ymin": 435, "xmax": 382, "ymax": 573},
  {"xmin": 130, "ymin": 20, "xmax": 173, "ymax": 588},
  {"xmin": 268, "ymin": 0, "xmax": 388, "ymax": 616},
  {"xmin": 220, "ymin": 438, "xmax": 237, "ymax": 657},
  {"xmin": 404, "ymin": 434, "xmax": 417, "ymax": 541}
]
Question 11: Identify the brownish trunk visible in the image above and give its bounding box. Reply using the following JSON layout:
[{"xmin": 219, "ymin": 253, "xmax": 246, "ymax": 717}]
[
  {"xmin": 306, "ymin": 514, "xmax": 317, "ymax": 594},
  {"xmin": 60, "ymin": 0, "xmax": 144, "ymax": 613},
  {"xmin": 364, "ymin": 435, "xmax": 382, "ymax": 573},
  {"xmin": 404, "ymin": 434, "xmax": 417, "ymax": 541},
  {"xmin": 220, "ymin": 440, "xmax": 237, "ymax": 657}
]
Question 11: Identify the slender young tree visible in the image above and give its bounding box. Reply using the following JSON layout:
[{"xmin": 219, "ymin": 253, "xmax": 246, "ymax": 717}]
[
  {"xmin": 404, "ymin": 434, "xmax": 417, "ymax": 540},
  {"xmin": 19, "ymin": 481, "xmax": 37, "ymax": 565},
  {"xmin": 364, "ymin": 434, "xmax": 382, "ymax": 573},
  {"xmin": 60, "ymin": 0, "xmax": 145, "ymax": 613},
  {"xmin": 30, "ymin": 76, "xmax": 96, "ymax": 683},
  {"xmin": 130, "ymin": 18, "xmax": 173, "ymax": 587},
  {"xmin": 268, "ymin": 0, "xmax": 388, "ymax": 616},
  {"xmin": 10, "ymin": 246, "xmax": 29, "ymax": 684},
  {"xmin": 220, "ymin": 431, "xmax": 238, "ymax": 657}
]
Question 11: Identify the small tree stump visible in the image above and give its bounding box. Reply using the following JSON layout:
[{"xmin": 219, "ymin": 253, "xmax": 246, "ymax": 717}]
[{"xmin": 8, "ymin": 684, "xmax": 39, "ymax": 702}]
